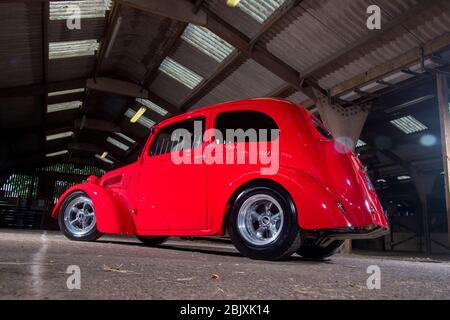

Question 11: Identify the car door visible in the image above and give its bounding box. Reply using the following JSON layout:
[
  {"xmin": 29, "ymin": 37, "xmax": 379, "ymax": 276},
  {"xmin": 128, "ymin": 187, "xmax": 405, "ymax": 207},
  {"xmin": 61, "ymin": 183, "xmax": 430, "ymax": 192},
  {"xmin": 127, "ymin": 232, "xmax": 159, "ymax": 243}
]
[{"xmin": 135, "ymin": 113, "xmax": 209, "ymax": 231}]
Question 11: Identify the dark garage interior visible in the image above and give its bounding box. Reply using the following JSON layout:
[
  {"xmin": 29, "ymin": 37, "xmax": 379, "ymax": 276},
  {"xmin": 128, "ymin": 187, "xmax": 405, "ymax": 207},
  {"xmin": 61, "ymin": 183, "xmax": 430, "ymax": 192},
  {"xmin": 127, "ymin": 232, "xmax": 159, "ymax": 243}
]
[{"xmin": 1, "ymin": 0, "xmax": 450, "ymax": 300}]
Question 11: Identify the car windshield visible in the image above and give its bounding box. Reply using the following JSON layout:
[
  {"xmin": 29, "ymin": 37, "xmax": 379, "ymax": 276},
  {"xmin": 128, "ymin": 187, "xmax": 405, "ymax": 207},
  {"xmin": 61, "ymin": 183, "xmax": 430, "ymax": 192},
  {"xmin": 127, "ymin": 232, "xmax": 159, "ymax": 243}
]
[{"xmin": 311, "ymin": 116, "xmax": 333, "ymax": 139}]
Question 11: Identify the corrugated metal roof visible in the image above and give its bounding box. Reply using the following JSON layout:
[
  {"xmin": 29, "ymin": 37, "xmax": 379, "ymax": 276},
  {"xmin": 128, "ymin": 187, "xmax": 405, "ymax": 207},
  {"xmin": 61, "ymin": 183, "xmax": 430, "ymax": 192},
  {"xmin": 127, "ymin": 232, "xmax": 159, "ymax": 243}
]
[
  {"xmin": 46, "ymin": 150, "xmax": 68, "ymax": 157},
  {"xmin": 49, "ymin": 39, "xmax": 99, "ymax": 59},
  {"xmin": 204, "ymin": 0, "xmax": 263, "ymax": 38},
  {"xmin": 48, "ymin": 88, "xmax": 84, "ymax": 96},
  {"xmin": 181, "ymin": 24, "xmax": 235, "ymax": 62},
  {"xmin": 390, "ymin": 115, "xmax": 428, "ymax": 134},
  {"xmin": 106, "ymin": 136, "xmax": 129, "ymax": 151},
  {"xmin": 192, "ymin": 59, "xmax": 285, "ymax": 109},
  {"xmin": 100, "ymin": 6, "xmax": 182, "ymax": 83},
  {"xmin": 48, "ymin": 56, "xmax": 95, "ymax": 82},
  {"xmin": 136, "ymin": 98, "xmax": 168, "ymax": 116},
  {"xmin": 46, "ymin": 131, "xmax": 74, "ymax": 141},
  {"xmin": 259, "ymin": 0, "xmax": 450, "ymax": 92},
  {"xmin": 0, "ymin": 2, "xmax": 43, "ymax": 88},
  {"xmin": 47, "ymin": 101, "xmax": 82, "ymax": 113},
  {"xmin": 124, "ymin": 108, "xmax": 155, "ymax": 128},
  {"xmin": 49, "ymin": 0, "xmax": 111, "ymax": 20},
  {"xmin": 114, "ymin": 132, "xmax": 135, "ymax": 144},
  {"xmin": 236, "ymin": 0, "xmax": 287, "ymax": 23},
  {"xmin": 158, "ymin": 57, "xmax": 204, "ymax": 89}
]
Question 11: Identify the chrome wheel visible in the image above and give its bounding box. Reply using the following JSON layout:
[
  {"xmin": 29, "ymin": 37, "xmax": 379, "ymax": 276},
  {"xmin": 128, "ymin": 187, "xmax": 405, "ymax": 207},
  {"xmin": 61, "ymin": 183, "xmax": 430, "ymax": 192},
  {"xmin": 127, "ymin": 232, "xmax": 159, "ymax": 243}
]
[
  {"xmin": 63, "ymin": 196, "xmax": 96, "ymax": 237},
  {"xmin": 237, "ymin": 194, "xmax": 284, "ymax": 246}
]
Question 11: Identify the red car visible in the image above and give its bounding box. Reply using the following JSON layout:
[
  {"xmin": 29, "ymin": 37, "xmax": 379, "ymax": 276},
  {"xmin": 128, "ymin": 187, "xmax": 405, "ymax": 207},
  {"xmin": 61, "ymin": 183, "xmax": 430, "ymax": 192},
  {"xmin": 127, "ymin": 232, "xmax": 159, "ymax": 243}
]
[{"xmin": 52, "ymin": 99, "xmax": 389, "ymax": 260}]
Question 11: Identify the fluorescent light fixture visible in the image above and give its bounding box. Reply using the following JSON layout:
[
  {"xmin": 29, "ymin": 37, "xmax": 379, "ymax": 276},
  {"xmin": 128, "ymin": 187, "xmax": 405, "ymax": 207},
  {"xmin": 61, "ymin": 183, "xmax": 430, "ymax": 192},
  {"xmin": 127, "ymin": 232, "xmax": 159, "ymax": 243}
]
[
  {"xmin": 235, "ymin": 0, "xmax": 287, "ymax": 23},
  {"xmin": 48, "ymin": 88, "xmax": 84, "ymax": 96},
  {"xmin": 130, "ymin": 107, "xmax": 146, "ymax": 123},
  {"xmin": 95, "ymin": 154, "xmax": 114, "ymax": 164},
  {"xmin": 136, "ymin": 98, "xmax": 168, "ymax": 116},
  {"xmin": 49, "ymin": 39, "xmax": 99, "ymax": 59},
  {"xmin": 107, "ymin": 137, "xmax": 129, "ymax": 151},
  {"xmin": 397, "ymin": 175, "xmax": 411, "ymax": 181},
  {"xmin": 101, "ymin": 151, "xmax": 108, "ymax": 158},
  {"xmin": 46, "ymin": 150, "xmax": 68, "ymax": 157},
  {"xmin": 181, "ymin": 24, "xmax": 235, "ymax": 63},
  {"xmin": 50, "ymin": 0, "xmax": 112, "ymax": 20},
  {"xmin": 46, "ymin": 131, "xmax": 74, "ymax": 141},
  {"xmin": 227, "ymin": 0, "xmax": 241, "ymax": 7},
  {"xmin": 115, "ymin": 132, "xmax": 135, "ymax": 144},
  {"xmin": 390, "ymin": 115, "xmax": 428, "ymax": 134},
  {"xmin": 47, "ymin": 101, "xmax": 82, "ymax": 113},
  {"xmin": 356, "ymin": 140, "xmax": 367, "ymax": 148},
  {"xmin": 125, "ymin": 109, "xmax": 155, "ymax": 128},
  {"xmin": 159, "ymin": 57, "xmax": 203, "ymax": 89}
]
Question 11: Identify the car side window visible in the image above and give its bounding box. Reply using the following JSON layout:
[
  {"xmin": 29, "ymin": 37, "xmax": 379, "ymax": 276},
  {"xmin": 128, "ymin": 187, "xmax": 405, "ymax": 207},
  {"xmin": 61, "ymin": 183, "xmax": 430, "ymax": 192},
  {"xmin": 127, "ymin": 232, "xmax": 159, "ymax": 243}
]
[
  {"xmin": 149, "ymin": 117, "xmax": 205, "ymax": 156},
  {"xmin": 215, "ymin": 111, "xmax": 279, "ymax": 143},
  {"xmin": 311, "ymin": 116, "xmax": 333, "ymax": 139}
]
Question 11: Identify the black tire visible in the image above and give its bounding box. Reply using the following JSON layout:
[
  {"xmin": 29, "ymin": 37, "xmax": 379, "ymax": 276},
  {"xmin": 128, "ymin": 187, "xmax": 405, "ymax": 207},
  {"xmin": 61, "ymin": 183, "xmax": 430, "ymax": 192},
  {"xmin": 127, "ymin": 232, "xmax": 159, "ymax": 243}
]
[
  {"xmin": 228, "ymin": 182, "xmax": 301, "ymax": 261},
  {"xmin": 137, "ymin": 236, "xmax": 169, "ymax": 246},
  {"xmin": 58, "ymin": 191, "xmax": 102, "ymax": 241},
  {"xmin": 297, "ymin": 239, "xmax": 344, "ymax": 260}
]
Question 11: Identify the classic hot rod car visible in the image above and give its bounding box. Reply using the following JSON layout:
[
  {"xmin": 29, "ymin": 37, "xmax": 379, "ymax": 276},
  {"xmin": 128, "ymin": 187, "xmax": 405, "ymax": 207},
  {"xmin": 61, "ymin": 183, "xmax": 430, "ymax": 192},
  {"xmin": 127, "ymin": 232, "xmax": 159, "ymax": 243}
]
[{"xmin": 52, "ymin": 99, "xmax": 389, "ymax": 260}]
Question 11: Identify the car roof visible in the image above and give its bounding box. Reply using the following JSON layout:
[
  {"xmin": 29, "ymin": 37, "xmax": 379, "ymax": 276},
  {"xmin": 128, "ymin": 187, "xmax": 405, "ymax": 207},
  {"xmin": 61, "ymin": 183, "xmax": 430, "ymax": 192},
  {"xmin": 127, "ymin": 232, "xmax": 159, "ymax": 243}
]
[{"xmin": 156, "ymin": 98, "xmax": 307, "ymax": 128}]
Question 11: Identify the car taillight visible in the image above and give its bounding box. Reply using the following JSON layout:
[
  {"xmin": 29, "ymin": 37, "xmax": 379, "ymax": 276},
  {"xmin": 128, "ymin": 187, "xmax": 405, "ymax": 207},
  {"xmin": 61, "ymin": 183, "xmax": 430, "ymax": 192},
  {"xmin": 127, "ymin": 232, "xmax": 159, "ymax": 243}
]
[{"xmin": 363, "ymin": 171, "xmax": 375, "ymax": 192}]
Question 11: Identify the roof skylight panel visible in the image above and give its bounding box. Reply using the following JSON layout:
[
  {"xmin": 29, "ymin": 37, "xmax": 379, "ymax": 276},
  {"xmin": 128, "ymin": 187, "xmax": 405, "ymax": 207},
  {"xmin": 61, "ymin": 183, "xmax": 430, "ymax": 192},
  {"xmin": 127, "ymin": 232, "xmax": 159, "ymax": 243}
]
[
  {"xmin": 49, "ymin": 0, "xmax": 112, "ymax": 20},
  {"xmin": 114, "ymin": 132, "xmax": 136, "ymax": 144},
  {"xmin": 106, "ymin": 136, "xmax": 129, "ymax": 151},
  {"xmin": 49, "ymin": 39, "xmax": 99, "ymax": 59},
  {"xmin": 136, "ymin": 98, "xmax": 168, "ymax": 116},
  {"xmin": 46, "ymin": 131, "xmax": 74, "ymax": 141},
  {"xmin": 47, "ymin": 101, "xmax": 82, "ymax": 113},
  {"xmin": 181, "ymin": 24, "xmax": 235, "ymax": 62},
  {"xmin": 390, "ymin": 116, "xmax": 428, "ymax": 134},
  {"xmin": 158, "ymin": 57, "xmax": 203, "ymax": 90},
  {"xmin": 125, "ymin": 108, "xmax": 155, "ymax": 128},
  {"xmin": 356, "ymin": 140, "xmax": 367, "ymax": 148},
  {"xmin": 48, "ymin": 88, "xmax": 84, "ymax": 96},
  {"xmin": 236, "ymin": 0, "xmax": 287, "ymax": 23},
  {"xmin": 46, "ymin": 150, "xmax": 68, "ymax": 157}
]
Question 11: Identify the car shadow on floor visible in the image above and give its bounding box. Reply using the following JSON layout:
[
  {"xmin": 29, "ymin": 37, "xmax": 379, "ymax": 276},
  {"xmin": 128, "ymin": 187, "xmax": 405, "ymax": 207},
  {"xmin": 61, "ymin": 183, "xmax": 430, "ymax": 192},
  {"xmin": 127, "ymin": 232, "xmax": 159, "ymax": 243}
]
[{"xmin": 96, "ymin": 239, "xmax": 332, "ymax": 264}]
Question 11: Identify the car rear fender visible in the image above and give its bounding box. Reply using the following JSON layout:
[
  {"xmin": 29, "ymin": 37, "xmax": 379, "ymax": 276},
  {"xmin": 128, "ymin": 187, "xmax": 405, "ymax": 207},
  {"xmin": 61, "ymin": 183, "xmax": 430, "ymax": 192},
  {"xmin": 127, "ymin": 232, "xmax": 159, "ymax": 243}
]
[
  {"xmin": 52, "ymin": 180, "xmax": 135, "ymax": 235},
  {"xmin": 213, "ymin": 167, "xmax": 351, "ymax": 234}
]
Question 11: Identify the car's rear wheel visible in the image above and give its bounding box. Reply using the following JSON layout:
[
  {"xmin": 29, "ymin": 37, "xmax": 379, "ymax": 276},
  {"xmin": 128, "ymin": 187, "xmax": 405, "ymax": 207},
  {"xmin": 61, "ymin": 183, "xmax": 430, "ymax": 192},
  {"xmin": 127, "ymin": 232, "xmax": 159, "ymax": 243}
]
[
  {"xmin": 58, "ymin": 191, "xmax": 102, "ymax": 241},
  {"xmin": 136, "ymin": 236, "xmax": 169, "ymax": 246},
  {"xmin": 228, "ymin": 183, "xmax": 301, "ymax": 261},
  {"xmin": 296, "ymin": 239, "xmax": 344, "ymax": 260}
]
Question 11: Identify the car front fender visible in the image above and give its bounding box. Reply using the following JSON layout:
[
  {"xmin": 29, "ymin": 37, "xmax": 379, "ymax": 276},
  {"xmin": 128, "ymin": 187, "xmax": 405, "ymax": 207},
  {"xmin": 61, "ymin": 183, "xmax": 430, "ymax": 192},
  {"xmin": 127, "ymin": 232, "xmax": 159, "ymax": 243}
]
[{"xmin": 52, "ymin": 180, "xmax": 136, "ymax": 235}]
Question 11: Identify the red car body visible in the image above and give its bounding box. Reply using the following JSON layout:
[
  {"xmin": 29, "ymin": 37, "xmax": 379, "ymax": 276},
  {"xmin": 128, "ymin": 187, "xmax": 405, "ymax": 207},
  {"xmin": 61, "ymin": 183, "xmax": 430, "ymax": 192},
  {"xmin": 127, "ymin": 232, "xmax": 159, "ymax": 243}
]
[{"xmin": 53, "ymin": 99, "xmax": 388, "ymax": 241}]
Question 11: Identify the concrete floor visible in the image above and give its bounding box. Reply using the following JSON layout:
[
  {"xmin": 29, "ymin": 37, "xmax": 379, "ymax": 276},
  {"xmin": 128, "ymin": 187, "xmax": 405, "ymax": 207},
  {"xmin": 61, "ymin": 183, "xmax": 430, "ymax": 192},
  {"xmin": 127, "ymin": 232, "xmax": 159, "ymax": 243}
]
[{"xmin": 0, "ymin": 229, "xmax": 449, "ymax": 299}]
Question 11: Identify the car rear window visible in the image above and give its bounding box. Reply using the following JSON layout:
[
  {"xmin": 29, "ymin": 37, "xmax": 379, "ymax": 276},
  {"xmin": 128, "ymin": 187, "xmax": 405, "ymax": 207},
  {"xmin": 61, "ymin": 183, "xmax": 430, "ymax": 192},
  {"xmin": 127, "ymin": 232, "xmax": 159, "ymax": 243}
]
[
  {"xmin": 311, "ymin": 116, "xmax": 333, "ymax": 139},
  {"xmin": 215, "ymin": 110, "xmax": 279, "ymax": 143}
]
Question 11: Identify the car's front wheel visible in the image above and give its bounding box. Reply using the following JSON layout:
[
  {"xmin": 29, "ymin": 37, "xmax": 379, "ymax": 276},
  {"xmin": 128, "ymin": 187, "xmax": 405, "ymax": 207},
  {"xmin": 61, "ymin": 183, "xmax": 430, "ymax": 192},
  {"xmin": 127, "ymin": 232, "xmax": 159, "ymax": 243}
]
[
  {"xmin": 58, "ymin": 191, "xmax": 102, "ymax": 241},
  {"xmin": 136, "ymin": 236, "xmax": 169, "ymax": 246},
  {"xmin": 296, "ymin": 239, "xmax": 344, "ymax": 260},
  {"xmin": 228, "ymin": 183, "xmax": 301, "ymax": 261}
]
